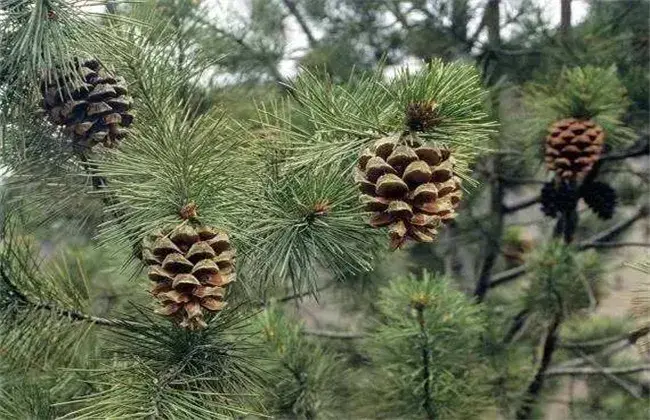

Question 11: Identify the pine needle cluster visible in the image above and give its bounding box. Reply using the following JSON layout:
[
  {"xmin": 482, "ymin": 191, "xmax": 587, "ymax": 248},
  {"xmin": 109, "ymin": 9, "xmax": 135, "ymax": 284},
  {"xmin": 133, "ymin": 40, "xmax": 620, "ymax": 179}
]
[{"xmin": 360, "ymin": 271, "xmax": 495, "ymax": 419}]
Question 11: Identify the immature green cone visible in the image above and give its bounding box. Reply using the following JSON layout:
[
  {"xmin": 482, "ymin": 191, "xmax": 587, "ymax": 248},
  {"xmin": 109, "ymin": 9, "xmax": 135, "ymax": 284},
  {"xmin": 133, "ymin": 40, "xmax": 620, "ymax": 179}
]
[
  {"xmin": 545, "ymin": 118, "xmax": 605, "ymax": 179},
  {"xmin": 355, "ymin": 133, "xmax": 462, "ymax": 249},
  {"xmin": 41, "ymin": 58, "xmax": 134, "ymax": 151},
  {"xmin": 141, "ymin": 223, "xmax": 235, "ymax": 330}
]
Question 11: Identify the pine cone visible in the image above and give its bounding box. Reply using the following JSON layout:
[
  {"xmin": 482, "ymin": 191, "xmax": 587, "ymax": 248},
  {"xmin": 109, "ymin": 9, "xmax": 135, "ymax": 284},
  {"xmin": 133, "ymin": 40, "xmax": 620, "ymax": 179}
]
[
  {"xmin": 581, "ymin": 181, "xmax": 617, "ymax": 220},
  {"xmin": 41, "ymin": 58, "xmax": 134, "ymax": 151},
  {"xmin": 142, "ymin": 223, "xmax": 235, "ymax": 330},
  {"xmin": 355, "ymin": 133, "xmax": 462, "ymax": 249},
  {"xmin": 540, "ymin": 182, "xmax": 559, "ymax": 217},
  {"xmin": 540, "ymin": 181, "xmax": 579, "ymax": 218},
  {"xmin": 545, "ymin": 118, "xmax": 605, "ymax": 179}
]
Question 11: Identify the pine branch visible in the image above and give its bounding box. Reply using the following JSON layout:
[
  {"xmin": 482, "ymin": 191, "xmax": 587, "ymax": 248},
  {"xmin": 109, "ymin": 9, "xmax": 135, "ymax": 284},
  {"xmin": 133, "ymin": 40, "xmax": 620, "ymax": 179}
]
[
  {"xmin": 501, "ymin": 138, "xmax": 649, "ymax": 214},
  {"xmin": 559, "ymin": 326, "xmax": 650, "ymax": 349},
  {"xmin": 599, "ymin": 135, "xmax": 649, "ymax": 162},
  {"xmin": 192, "ymin": 13, "xmax": 287, "ymax": 86},
  {"xmin": 502, "ymin": 195, "xmax": 541, "ymax": 213},
  {"xmin": 544, "ymin": 365, "xmax": 650, "ymax": 377},
  {"xmin": 585, "ymin": 242, "xmax": 650, "ymax": 249},
  {"xmin": 0, "ymin": 265, "xmax": 137, "ymax": 328},
  {"xmin": 302, "ymin": 329, "xmax": 365, "ymax": 339},
  {"xmin": 577, "ymin": 205, "xmax": 649, "ymax": 246},
  {"xmin": 474, "ymin": 157, "xmax": 504, "ymax": 301},
  {"xmin": 516, "ymin": 315, "xmax": 561, "ymax": 420},
  {"xmin": 274, "ymin": 280, "xmax": 336, "ymax": 304},
  {"xmin": 416, "ymin": 305, "xmax": 436, "ymax": 420},
  {"xmin": 564, "ymin": 349, "xmax": 647, "ymax": 399},
  {"xmin": 503, "ymin": 309, "xmax": 530, "ymax": 344},
  {"xmin": 556, "ymin": 340, "xmax": 632, "ymax": 370},
  {"xmin": 489, "ymin": 205, "xmax": 649, "ymax": 289}
]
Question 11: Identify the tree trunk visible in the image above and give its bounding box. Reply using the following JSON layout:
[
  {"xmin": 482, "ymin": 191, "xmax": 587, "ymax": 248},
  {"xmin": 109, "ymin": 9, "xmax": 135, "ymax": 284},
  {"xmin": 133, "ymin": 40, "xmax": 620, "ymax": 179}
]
[
  {"xmin": 451, "ymin": 0, "xmax": 470, "ymax": 51},
  {"xmin": 560, "ymin": 0, "xmax": 572, "ymax": 39},
  {"xmin": 485, "ymin": 0, "xmax": 501, "ymax": 50},
  {"xmin": 474, "ymin": 0, "xmax": 502, "ymax": 302}
]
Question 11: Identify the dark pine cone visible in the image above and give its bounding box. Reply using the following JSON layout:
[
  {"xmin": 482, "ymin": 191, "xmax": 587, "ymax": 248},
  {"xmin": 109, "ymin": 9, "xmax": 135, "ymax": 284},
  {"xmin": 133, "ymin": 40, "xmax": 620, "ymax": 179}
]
[
  {"xmin": 540, "ymin": 181, "xmax": 579, "ymax": 218},
  {"xmin": 581, "ymin": 181, "xmax": 617, "ymax": 220}
]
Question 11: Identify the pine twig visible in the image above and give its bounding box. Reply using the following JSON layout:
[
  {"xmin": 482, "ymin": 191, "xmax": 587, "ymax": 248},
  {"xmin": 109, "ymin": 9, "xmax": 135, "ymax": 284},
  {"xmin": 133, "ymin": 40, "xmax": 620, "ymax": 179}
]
[
  {"xmin": 555, "ymin": 340, "xmax": 632, "ymax": 370},
  {"xmin": 501, "ymin": 138, "xmax": 649, "ymax": 215},
  {"xmin": 502, "ymin": 195, "xmax": 541, "ymax": 214},
  {"xmin": 489, "ymin": 205, "xmax": 649, "ymax": 289},
  {"xmin": 578, "ymin": 205, "xmax": 649, "ymax": 247},
  {"xmin": 280, "ymin": 0, "xmax": 317, "ymax": 46},
  {"xmin": 559, "ymin": 326, "xmax": 650, "ymax": 349},
  {"xmin": 302, "ymin": 329, "xmax": 365, "ymax": 339},
  {"xmin": 516, "ymin": 316, "xmax": 562, "ymax": 420},
  {"xmin": 544, "ymin": 365, "xmax": 650, "ymax": 377},
  {"xmin": 600, "ymin": 136, "xmax": 649, "ymax": 162},
  {"xmin": 274, "ymin": 281, "xmax": 336, "ymax": 304},
  {"xmin": 583, "ymin": 241, "xmax": 650, "ymax": 249},
  {"xmin": 564, "ymin": 349, "xmax": 647, "ymax": 398},
  {"xmin": 503, "ymin": 309, "xmax": 530, "ymax": 344},
  {"xmin": 416, "ymin": 305, "xmax": 436, "ymax": 420},
  {"xmin": 0, "ymin": 266, "xmax": 140, "ymax": 328}
]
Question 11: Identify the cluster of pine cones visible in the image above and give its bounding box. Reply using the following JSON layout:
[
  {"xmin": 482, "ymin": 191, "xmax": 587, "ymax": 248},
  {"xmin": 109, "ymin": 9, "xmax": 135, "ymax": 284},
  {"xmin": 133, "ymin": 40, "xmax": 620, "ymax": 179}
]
[
  {"xmin": 544, "ymin": 118, "xmax": 605, "ymax": 180},
  {"xmin": 40, "ymin": 59, "xmax": 237, "ymax": 330},
  {"xmin": 542, "ymin": 117, "xmax": 616, "ymax": 220}
]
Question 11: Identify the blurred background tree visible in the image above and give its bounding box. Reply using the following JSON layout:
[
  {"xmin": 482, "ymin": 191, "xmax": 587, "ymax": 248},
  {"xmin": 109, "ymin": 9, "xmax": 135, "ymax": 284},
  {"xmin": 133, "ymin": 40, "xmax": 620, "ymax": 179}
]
[{"xmin": 0, "ymin": 0, "xmax": 648, "ymax": 419}]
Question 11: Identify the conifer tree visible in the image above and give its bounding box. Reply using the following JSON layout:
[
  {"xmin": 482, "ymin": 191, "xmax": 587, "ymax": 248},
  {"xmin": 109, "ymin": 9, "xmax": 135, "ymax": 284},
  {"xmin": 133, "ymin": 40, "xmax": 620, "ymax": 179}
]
[{"xmin": 0, "ymin": 1, "xmax": 649, "ymax": 419}]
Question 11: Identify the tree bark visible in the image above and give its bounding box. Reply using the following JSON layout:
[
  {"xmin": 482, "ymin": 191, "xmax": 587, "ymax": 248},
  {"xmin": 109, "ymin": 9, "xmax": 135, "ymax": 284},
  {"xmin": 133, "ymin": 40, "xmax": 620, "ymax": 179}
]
[
  {"xmin": 485, "ymin": 0, "xmax": 501, "ymax": 50},
  {"xmin": 560, "ymin": 0, "xmax": 572, "ymax": 39},
  {"xmin": 473, "ymin": 0, "xmax": 502, "ymax": 302},
  {"xmin": 516, "ymin": 316, "xmax": 562, "ymax": 419},
  {"xmin": 451, "ymin": 0, "xmax": 470, "ymax": 52}
]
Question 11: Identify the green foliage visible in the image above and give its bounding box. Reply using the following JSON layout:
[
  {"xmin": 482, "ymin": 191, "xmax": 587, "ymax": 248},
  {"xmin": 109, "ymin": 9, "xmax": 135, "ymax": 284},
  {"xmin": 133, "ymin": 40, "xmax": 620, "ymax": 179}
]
[
  {"xmin": 361, "ymin": 270, "xmax": 494, "ymax": 419},
  {"xmin": 0, "ymin": 0, "xmax": 124, "ymax": 107},
  {"xmin": 256, "ymin": 305, "xmax": 345, "ymax": 419},
  {"xmin": 0, "ymin": 227, "xmax": 98, "ymax": 373},
  {"xmin": 524, "ymin": 242, "xmax": 606, "ymax": 319},
  {"xmin": 244, "ymin": 163, "xmax": 380, "ymax": 294},
  {"xmin": 0, "ymin": 382, "xmax": 57, "ymax": 419},
  {"xmin": 59, "ymin": 311, "xmax": 265, "ymax": 419},
  {"xmin": 560, "ymin": 315, "xmax": 633, "ymax": 344},
  {"xmin": 265, "ymin": 59, "xmax": 495, "ymax": 178},
  {"xmin": 524, "ymin": 66, "xmax": 635, "ymax": 146}
]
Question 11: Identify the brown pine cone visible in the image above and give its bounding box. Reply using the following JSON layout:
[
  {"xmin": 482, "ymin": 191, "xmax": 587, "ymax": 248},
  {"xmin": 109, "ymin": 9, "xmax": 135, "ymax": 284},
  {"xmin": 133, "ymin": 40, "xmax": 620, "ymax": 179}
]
[
  {"xmin": 545, "ymin": 118, "xmax": 605, "ymax": 179},
  {"xmin": 142, "ymin": 223, "xmax": 235, "ymax": 330},
  {"xmin": 41, "ymin": 58, "xmax": 134, "ymax": 151},
  {"xmin": 355, "ymin": 133, "xmax": 462, "ymax": 249}
]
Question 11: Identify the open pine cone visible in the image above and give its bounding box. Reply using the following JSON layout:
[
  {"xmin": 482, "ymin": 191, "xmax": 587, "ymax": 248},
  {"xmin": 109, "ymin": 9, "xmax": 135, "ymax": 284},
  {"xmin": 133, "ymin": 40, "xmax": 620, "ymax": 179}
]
[
  {"xmin": 545, "ymin": 118, "xmax": 605, "ymax": 179},
  {"xmin": 41, "ymin": 58, "xmax": 134, "ymax": 151},
  {"xmin": 142, "ymin": 223, "xmax": 235, "ymax": 330},
  {"xmin": 355, "ymin": 133, "xmax": 462, "ymax": 249}
]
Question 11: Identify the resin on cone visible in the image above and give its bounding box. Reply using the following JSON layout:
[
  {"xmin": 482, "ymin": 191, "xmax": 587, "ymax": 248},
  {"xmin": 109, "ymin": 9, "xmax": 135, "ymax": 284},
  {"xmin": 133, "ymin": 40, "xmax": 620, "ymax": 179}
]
[
  {"xmin": 142, "ymin": 223, "xmax": 235, "ymax": 330},
  {"xmin": 545, "ymin": 118, "xmax": 605, "ymax": 179},
  {"xmin": 41, "ymin": 58, "xmax": 134, "ymax": 151},
  {"xmin": 355, "ymin": 133, "xmax": 462, "ymax": 249}
]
